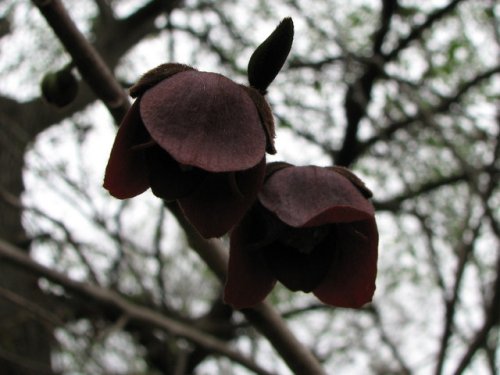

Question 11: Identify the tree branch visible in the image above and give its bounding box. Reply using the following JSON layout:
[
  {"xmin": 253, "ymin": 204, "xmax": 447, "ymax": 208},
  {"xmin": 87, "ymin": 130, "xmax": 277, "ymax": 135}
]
[
  {"xmin": 0, "ymin": 238, "xmax": 276, "ymax": 375},
  {"xmin": 335, "ymin": 0, "xmax": 398, "ymax": 167},
  {"xmin": 451, "ymin": 247, "xmax": 500, "ymax": 375},
  {"xmin": 32, "ymin": 0, "xmax": 130, "ymax": 123},
  {"xmin": 373, "ymin": 171, "xmax": 469, "ymax": 211},
  {"xmin": 434, "ymin": 216, "xmax": 482, "ymax": 375},
  {"xmin": 357, "ymin": 65, "xmax": 500, "ymax": 159},
  {"xmin": 384, "ymin": 0, "xmax": 466, "ymax": 61},
  {"xmin": 336, "ymin": 0, "xmax": 475, "ymax": 167}
]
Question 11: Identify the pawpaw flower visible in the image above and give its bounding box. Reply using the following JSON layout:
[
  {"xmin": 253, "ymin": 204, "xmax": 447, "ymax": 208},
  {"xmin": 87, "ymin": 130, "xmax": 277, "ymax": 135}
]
[
  {"xmin": 104, "ymin": 19, "xmax": 294, "ymax": 238},
  {"xmin": 224, "ymin": 163, "xmax": 378, "ymax": 308}
]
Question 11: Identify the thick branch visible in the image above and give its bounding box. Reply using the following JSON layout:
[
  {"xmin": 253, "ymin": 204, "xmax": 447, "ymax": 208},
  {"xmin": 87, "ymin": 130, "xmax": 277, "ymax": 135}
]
[
  {"xmin": 373, "ymin": 172, "xmax": 468, "ymax": 211},
  {"xmin": 0, "ymin": 238, "xmax": 276, "ymax": 375},
  {"xmin": 32, "ymin": 0, "xmax": 130, "ymax": 123},
  {"xmin": 335, "ymin": 0, "xmax": 398, "ymax": 167}
]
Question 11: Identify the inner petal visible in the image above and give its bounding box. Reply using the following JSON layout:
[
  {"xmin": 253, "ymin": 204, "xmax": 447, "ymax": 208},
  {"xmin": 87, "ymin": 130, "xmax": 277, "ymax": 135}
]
[
  {"xmin": 145, "ymin": 146, "xmax": 206, "ymax": 201},
  {"xmin": 261, "ymin": 228, "xmax": 335, "ymax": 292}
]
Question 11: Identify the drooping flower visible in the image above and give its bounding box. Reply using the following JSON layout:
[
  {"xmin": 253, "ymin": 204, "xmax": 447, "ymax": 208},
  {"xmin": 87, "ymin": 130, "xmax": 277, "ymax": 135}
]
[
  {"xmin": 103, "ymin": 19, "xmax": 294, "ymax": 238},
  {"xmin": 224, "ymin": 163, "xmax": 378, "ymax": 309}
]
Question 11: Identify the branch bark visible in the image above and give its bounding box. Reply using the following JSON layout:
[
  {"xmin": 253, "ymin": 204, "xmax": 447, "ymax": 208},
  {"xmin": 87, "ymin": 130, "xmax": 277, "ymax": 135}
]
[{"xmin": 32, "ymin": 0, "xmax": 130, "ymax": 123}]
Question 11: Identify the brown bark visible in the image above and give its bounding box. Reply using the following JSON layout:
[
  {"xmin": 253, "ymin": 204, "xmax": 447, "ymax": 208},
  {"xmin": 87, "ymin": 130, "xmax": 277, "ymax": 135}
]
[{"xmin": 0, "ymin": 112, "xmax": 53, "ymax": 373}]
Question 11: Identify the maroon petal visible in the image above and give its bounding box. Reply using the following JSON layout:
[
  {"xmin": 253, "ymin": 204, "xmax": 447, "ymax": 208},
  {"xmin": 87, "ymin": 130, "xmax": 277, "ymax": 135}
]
[
  {"xmin": 103, "ymin": 100, "xmax": 150, "ymax": 199},
  {"xmin": 224, "ymin": 213, "xmax": 277, "ymax": 309},
  {"xmin": 178, "ymin": 158, "xmax": 266, "ymax": 238},
  {"xmin": 261, "ymin": 238, "xmax": 333, "ymax": 293},
  {"xmin": 146, "ymin": 146, "xmax": 207, "ymax": 201},
  {"xmin": 259, "ymin": 166, "xmax": 374, "ymax": 227},
  {"xmin": 140, "ymin": 71, "xmax": 266, "ymax": 172},
  {"xmin": 313, "ymin": 219, "xmax": 378, "ymax": 308}
]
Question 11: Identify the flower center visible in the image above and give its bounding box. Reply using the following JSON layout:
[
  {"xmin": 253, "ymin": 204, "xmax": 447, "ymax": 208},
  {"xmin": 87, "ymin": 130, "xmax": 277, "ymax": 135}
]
[
  {"xmin": 278, "ymin": 225, "xmax": 331, "ymax": 254},
  {"xmin": 245, "ymin": 207, "xmax": 336, "ymax": 292}
]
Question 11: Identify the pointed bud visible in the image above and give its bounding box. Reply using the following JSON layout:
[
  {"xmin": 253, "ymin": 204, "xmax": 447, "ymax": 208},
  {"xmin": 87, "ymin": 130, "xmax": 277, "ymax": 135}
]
[{"xmin": 247, "ymin": 17, "xmax": 294, "ymax": 93}]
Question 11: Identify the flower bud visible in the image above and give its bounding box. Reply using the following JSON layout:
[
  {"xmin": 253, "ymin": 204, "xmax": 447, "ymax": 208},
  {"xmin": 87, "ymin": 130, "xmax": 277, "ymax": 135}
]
[{"xmin": 41, "ymin": 67, "xmax": 78, "ymax": 107}]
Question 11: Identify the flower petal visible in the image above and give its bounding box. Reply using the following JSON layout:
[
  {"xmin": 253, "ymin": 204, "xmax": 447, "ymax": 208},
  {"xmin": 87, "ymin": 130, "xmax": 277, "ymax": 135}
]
[
  {"xmin": 140, "ymin": 71, "xmax": 266, "ymax": 172},
  {"xmin": 261, "ymin": 237, "xmax": 333, "ymax": 293},
  {"xmin": 103, "ymin": 100, "xmax": 150, "ymax": 199},
  {"xmin": 259, "ymin": 166, "xmax": 375, "ymax": 227},
  {"xmin": 313, "ymin": 219, "xmax": 378, "ymax": 308},
  {"xmin": 146, "ymin": 146, "xmax": 206, "ymax": 201},
  {"xmin": 240, "ymin": 85, "xmax": 276, "ymax": 154},
  {"xmin": 224, "ymin": 213, "xmax": 276, "ymax": 309},
  {"xmin": 178, "ymin": 158, "xmax": 266, "ymax": 238}
]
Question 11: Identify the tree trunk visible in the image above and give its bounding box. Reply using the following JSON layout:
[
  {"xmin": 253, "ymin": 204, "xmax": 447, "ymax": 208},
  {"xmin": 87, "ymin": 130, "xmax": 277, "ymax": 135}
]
[{"xmin": 0, "ymin": 116, "xmax": 53, "ymax": 374}]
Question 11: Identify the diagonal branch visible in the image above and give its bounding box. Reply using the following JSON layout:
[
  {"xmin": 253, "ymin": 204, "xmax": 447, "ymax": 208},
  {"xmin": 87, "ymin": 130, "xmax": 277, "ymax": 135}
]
[
  {"xmin": 434, "ymin": 217, "xmax": 482, "ymax": 375},
  {"xmin": 384, "ymin": 0, "xmax": 466, "ymax": 61},
  {"xmin": 451, "ymin": 246, "xmax": 500, "ymax": 375},
  {"xmin": 373, "ymin": 171, "xmax": 469, "ymax": 211},
  {"xmin": 32, "ymin": 0, "xmax": 130, "ymax": 123},
  {"xmin": 0, "ymin": 238, "xmax": 276, "ymax": 375}
]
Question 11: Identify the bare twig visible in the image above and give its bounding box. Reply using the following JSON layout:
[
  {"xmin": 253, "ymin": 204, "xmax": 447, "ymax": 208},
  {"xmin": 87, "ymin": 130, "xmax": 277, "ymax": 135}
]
[
  {"xmin": 358, "ymin": 65, "xmax": 500, "ymax": 158},
  {"xmin": 373, "ymin": 172, "xmax": 470, "ymax": 211},
  {"xmin": 451, "ymin": 248, "xmax": 500, "ymax": 375},
  {"xmin": 434, "ymin": 215, "xmax": 482, "ymax": 375},
  {"xmin": 385, "ymin": 0, "xmax": 466, "ymax": 61},
  {"xmin": 368, "ymin": 305, "xmax": 412, "ymax": 375},
  {"xmin": 336, "ymin": 0, "xmax": 398, "ymax": 166}
]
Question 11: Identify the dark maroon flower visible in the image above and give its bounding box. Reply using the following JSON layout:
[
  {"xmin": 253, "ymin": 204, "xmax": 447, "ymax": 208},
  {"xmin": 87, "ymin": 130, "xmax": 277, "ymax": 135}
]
[
  {"xmin": 224, "ymin": 163, "xmax": 378, "ymax": 309},
  {"xmin": 103, "ymin": 67, "xmax": 271, "ymax": 238},
  {"xmin": 103, "ymin": 18, "xmax": 294, "ymax": 238}
]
